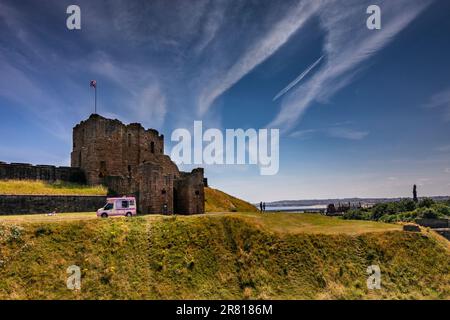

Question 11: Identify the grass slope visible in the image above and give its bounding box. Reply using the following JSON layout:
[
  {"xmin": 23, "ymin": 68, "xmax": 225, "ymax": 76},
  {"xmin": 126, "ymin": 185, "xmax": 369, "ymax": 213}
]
[
  {"xmin": 205, "ymin": 187, "xmax": 256, "ymax": 212},
  {"xmin": 0, "ymin": 180, "xmax": 107, "ymax": 196},
  {"xmin": 0, "ymin": 213, "xmax": 448, "ymax": 299}
]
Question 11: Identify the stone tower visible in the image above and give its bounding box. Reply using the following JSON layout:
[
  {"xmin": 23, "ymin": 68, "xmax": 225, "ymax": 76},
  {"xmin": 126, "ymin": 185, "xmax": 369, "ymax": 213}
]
[{"xmin": 71, "ymin": 114, "xmax": 205, "ymax": 214}]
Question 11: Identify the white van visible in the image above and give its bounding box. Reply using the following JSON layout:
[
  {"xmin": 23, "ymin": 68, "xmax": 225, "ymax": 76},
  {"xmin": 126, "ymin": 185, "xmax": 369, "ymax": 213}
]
[{"xmin": 97, "ymin": 197, "xmax": 137, "ymax": 218}]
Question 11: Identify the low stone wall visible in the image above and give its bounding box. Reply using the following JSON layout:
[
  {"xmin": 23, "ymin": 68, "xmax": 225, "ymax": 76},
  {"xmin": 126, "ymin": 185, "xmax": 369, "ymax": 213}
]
[
  {"xmin": 436, "ymin": 229, "xmax": 450, "ymax": 240},
  {"xmin": 415, "ymin": 218, "xmax": 449, "ymax": 229},
  {"xmin": 0, "ymin": 195, "xmax": 107, "ymax": 215}
]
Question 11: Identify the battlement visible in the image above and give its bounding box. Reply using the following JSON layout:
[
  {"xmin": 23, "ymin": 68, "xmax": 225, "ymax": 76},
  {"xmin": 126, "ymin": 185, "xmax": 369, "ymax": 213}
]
[
  {"xmin": 74, "ymin": 114, "xmax": 164, "ymax": 140},
  {"xmin": 71, "ymin": 114, "xmax": 166, "ymax": 185},
  {"xmin": 0, "ymin": 162, "xmax": 85, "ymax": 183},
  {"xmin": 70, "ymin": 114, "xmax": 205, "ymax": 214},
  {"xmin": 1, "ymin": 113, "xmax": 205, "ymax": 215}
]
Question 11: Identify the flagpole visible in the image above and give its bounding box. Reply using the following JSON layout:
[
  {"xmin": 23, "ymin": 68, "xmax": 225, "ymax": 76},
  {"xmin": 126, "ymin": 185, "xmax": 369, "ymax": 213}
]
[
  {"xmin": 90, "ymin": 80, "xmax": 97, "ymax": 114},
  {"xmin": 95, "ymin": 85, "xmax": 97, "ymax": 114}
]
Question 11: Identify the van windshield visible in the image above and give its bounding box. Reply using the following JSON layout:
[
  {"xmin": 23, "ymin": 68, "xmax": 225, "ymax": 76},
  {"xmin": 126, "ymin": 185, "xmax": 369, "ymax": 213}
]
[{"xmin": 104, "ymin": 203, "xmax": 113, "ymax": 210}]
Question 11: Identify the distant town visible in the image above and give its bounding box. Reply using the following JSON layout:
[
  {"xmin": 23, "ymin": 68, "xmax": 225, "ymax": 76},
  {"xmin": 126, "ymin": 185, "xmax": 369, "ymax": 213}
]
[{"xmin": 261, "ymin": 196, "xmax": 450, "ymax": 208}]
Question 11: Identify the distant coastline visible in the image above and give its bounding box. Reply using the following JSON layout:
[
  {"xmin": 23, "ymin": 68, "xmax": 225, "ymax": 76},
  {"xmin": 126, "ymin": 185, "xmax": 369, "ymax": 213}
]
[{"xmin": 257, "ymin": 196, "xmax": 450, "ymax": 208}]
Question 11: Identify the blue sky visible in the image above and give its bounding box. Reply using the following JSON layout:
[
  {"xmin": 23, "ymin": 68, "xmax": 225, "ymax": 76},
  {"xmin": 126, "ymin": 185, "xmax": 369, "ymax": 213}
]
[{"xmin": 1, "ymin": 0, "xmax": 450, "ymax": 202}]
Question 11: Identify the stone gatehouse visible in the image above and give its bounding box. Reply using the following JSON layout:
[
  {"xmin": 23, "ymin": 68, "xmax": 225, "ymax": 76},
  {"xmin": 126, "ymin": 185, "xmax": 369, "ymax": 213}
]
[
  {"xmin": 0, "ymin": 114, "xmax": 205, "ymax": 215},
  {"xmin": 71, "ymin": 114, "xmax": 205, "ymax": 215}
]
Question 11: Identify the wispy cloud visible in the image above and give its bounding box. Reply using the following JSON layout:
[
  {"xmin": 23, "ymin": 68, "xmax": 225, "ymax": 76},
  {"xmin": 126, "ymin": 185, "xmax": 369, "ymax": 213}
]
[
  {"xmin": 136, "ymin": 84, "xmax": 167, "ymax": 128},
  {"xmin": 273, "ymin": 55, "xmax": 324, "ymax": 101},
  {"xmin": 424, "ymin": 87, "xmax": 450, "ymax": 121},
  {"xmin": 269, "ymin": 0, "xmax": 432, "ymax": 132},
  {"xmin": 196, "ymin": 0, "xmax": 322, "ymax": 116},
  {"xmin": 328, "ymin": 127, "xmax": 369, "ymax": 140},
  {"xmin": 0, "ymin": 58, "xmax": 73, "ymax": 142},
  {"xmin": 88, "ymin": 52, "xmax": 168, "ymax": 128},
  {"xmin": 417, "ymin": 177, "xmax": 432, "ymax": 186},
  {"xmin": 436, "ymin": 145, "xmax": 450, "ymax": 152},
  {"xmin": 289, "ymin": 129, "xmax": 318, "ymax": 139},
  {"xmin": 290, "ymin": 124, "xmax": 369, "ymax": 141}
]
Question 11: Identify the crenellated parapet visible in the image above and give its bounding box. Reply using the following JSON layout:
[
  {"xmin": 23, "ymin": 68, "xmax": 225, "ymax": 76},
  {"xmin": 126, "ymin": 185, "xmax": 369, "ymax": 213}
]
[
  {"xmin": 70, "ymin": 114, "xmax": 205, "ymax": 214},
  {"xmin": 0, "ymin": 162, "xmax": 85, "ymax": 183}
]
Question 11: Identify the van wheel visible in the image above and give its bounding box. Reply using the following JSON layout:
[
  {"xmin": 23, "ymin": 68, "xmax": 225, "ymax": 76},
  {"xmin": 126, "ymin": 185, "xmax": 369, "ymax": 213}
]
[
  {"xmin": 126, "ymin": 212, "xmax": 132, "ymax": 217},
  {"xmin": 101, "ymin": 213, "xmax": 108, "ymax": 218}
]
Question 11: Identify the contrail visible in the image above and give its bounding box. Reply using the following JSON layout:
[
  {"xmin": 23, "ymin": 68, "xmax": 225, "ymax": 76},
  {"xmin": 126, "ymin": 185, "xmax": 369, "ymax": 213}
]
[{"xmin": 273, "ymin": 55, "xmax": 324, "ymax": 101}]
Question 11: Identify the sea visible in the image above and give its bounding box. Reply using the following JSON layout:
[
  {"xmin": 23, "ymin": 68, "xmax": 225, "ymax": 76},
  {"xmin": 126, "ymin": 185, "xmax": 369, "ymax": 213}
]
[{"xmin": 257, "ymin": 205, "xmax": 327, "ymax": 212}]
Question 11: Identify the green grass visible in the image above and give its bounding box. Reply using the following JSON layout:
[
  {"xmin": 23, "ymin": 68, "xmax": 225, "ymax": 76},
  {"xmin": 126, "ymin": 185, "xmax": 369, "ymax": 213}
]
[
  {"xmin": 232, "ymin": 212, "xmax": 402, "ymax": 235},
  {"xmin": 0, "ymin": 180, "xmax": 107, "ymax": 196},
  {"xmin": 0, "ymin": 212, "xmax": 448, "ymax": 299},
  {"xmin": 0, "ymin": 212, "xmax": 99, "ymax": 224},
  {"xmin": 205, "ymin": 187, "xmax": 256, "ymax": 212}
]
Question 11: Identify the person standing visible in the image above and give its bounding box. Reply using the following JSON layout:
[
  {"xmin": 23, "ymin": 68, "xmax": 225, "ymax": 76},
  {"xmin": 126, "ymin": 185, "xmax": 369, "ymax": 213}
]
[
  {"xmin": 263, "ymin": 202, "xmax": 266, "ymax": 212},
  {"xmin": 259, "ymin": 201, "xmax": 263, "ymax": 212}
]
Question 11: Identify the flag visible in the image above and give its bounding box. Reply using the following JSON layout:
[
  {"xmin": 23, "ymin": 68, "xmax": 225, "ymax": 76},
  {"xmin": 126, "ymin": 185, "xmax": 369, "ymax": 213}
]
[{"xmin": 90, "ymin": 80, "xmax": 97, "ymax": 88}]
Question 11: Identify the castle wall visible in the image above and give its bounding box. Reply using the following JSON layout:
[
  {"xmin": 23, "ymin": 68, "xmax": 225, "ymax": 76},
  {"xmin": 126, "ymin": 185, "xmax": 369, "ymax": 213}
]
[
  {"xmin": 137, "ymin": 163, "xmax": 174, "ymax": 214},
  {"xmin": 71, "ymin": 114, "xmax": 164, "ymax": 186},
  {"xmin": 0, "ymin": 115, "xmax": 205, "ymax": 216},
  {"xmin": 0, "ymin": 162, "xmax": 85, "ymax": 183},
  {"xmin": 174, "ymin": 168, "xmax": 205, "ymax": 214},
  {"xmin": 70, "ymin": 114, "xmax": 205, "ymax": 215},
  {"xmin": 0, "ymin": 195, "xmax": 106, "ymax": 215}
]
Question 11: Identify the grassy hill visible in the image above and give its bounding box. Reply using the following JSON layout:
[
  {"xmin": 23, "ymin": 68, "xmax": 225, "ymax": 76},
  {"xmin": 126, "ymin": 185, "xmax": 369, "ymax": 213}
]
[
  {"xmin": 205, "ymin": 187, "xmax": 256, "ymax": 212},
  {"xmin": 0, "ymin": 213, "xmax": 448, "ymax": 299}
]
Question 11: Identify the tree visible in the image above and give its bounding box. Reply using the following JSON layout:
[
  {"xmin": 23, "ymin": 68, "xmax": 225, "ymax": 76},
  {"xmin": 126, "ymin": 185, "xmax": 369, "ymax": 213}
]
[
  {"xmin": 413, "ymin": 185, "xmax": 418, "ymax": 203},
  {"xmin": 417, "ymin": 207, "xmax": 438, "ymax": 219},
  {"xmin": 399, "ymin": 198, "xmax": 416, "ymax": 212},
  {"xmin": 371, "ymin": 203, "xmax": 389, "ymax": 220},
  {"xmin": 418, "ymin": 197, "xmax": 434, "ymax": 208}
]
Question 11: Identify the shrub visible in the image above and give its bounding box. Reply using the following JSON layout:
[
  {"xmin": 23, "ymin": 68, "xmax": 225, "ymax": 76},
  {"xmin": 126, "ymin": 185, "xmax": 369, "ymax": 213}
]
[
  {"xmin": 418, "ymin": 198, "xmax": 435, "ymax": 208},
  {"xmin": 398, "ymin": 199, "xmax": 416, "ymax": 212},
  {"xmin": 379, "ymin": 214, "xmax": 397, "ymax": 223},
  {"xmin": 343, "ymin": 209, "xmax": 368, "ymax": 220},
  {"xmin": 0, "ymin": 224, "xmax": 24, "ymax": 243},
  {"xmin": 397, "ymin": 211, "xmax": 419, "ymax": 222},
  {"xmin": 432, "ymin": 203, "xmax": 450, "ymax": 217},
  {"xmin": 371, "ymin": 203, "xmax": 389, "ymax": 220},
  {"xmin": 416, "ymin": 207, "xmax": 439, "ymax": 219}
]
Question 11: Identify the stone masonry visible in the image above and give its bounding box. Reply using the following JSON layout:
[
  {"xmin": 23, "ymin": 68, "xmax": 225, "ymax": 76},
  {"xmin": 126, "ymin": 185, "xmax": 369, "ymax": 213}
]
[
  {"xmin": 71, "ymin": 114, "xmax": 205, "ymax": 214},
  {"xmin": 0, "ymin": 162, "xmax": 85, "ymax": 183},
  {"xmin": 0, "ymin": 195, "xmax": 106, "ymax": 215}
]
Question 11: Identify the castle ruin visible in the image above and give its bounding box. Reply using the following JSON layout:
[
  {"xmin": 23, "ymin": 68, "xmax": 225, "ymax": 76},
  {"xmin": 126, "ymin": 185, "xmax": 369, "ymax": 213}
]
[
  {"xmin": 71, "ymin": 114, "xmax": 205, "ymax": 215},
  {"xmin": 0, "ymin": 114, "xmax": 205, "ymax": 215}
]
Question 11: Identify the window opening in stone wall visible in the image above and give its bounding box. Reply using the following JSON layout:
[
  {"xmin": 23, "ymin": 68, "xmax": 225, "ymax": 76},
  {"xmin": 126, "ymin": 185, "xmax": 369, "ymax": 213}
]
[{"xmin": 99, "ymin": 161, "xmax": 107, "ymax": 178}]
